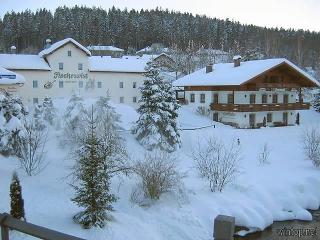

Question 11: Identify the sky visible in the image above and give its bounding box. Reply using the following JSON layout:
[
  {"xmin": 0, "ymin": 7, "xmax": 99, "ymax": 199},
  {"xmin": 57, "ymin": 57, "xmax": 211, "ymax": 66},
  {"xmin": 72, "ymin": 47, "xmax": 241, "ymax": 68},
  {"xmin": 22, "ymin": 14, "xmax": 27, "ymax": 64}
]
[{"xmin": 1, "ymin": 0, "xmax": 320, "ymax": 32}]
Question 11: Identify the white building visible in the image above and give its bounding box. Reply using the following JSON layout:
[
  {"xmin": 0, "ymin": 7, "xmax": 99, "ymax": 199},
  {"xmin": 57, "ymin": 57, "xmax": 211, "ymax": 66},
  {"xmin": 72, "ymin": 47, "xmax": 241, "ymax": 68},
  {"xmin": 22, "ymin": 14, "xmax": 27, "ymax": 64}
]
[
  {"xmin": 173, "ymin": 57, "xmax": 319, "ymax": 128},
  {"xmin": 0, "ymin": 38, "xmax": 151, "ymax": 107}
]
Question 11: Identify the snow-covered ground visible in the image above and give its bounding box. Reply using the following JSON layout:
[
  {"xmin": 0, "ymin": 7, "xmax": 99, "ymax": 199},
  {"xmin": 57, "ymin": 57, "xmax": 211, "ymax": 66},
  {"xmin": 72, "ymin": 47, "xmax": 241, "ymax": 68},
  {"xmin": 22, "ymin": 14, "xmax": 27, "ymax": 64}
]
[{"xmin": 1, "ymin": 100, "xmax": 320, "ymax": 240}]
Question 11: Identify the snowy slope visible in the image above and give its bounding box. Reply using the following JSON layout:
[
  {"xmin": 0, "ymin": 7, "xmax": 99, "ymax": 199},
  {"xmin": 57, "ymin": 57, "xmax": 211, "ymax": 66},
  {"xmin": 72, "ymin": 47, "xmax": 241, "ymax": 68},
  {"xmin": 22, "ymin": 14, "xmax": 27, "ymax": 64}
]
[{"xmin": 1, "ymin": 101, "xmax": 320, "ymax": 240}]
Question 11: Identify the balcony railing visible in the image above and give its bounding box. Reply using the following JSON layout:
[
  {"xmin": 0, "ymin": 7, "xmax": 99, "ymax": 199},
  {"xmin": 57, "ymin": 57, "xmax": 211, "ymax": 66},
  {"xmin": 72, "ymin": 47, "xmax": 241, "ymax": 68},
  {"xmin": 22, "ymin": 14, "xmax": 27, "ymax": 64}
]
[{"xmin": 210, "ymin": 102, "xmax": 310, "ymax": 112}]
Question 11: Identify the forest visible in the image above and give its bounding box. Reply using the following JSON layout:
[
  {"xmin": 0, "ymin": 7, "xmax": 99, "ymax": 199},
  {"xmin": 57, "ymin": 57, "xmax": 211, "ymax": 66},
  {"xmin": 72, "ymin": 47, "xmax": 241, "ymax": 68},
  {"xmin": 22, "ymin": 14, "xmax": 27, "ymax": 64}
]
[{"xmin": 0, "ymin": 6, "xmax": 320, "ymax": 68}]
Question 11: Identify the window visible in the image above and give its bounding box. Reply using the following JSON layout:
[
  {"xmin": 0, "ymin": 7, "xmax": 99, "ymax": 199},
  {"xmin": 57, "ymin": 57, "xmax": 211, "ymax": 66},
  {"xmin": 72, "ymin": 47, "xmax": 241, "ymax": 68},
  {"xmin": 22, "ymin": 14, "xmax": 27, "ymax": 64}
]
[
  {"xmin": 78, "ymin": 63, "xmax": 83, "ymax": 70},
  {"xmin": 98, "ymin": 82, "xmax": 102, "ymax": 88},
  {"xmin": 133, "ymin": 82, "xmax": 137, "ymax": 88},
  {"xmin": 190, "ymin": 93, "xmax": 195, "ymax": 103},
  {"xmin": 33, "ymin": 80, "xmax": 38, "ymax": 88},
  {"xmin": 119, "ymin": 82, "xmax": 124, "ymax": 88},
  {"xmin": 120, "ymin": 97, "xmax": 124, "ymax": 103},
  {"xmin": 68, "ymin": 50, "xmax": 72, "ymax": 57},
  {"xmin": 79, "ymin": 81, "xmax": 83, "ymax": 88},
  {"xmin": 267, "ymin": 113, "xmax": 272, "ymax": 123},
  {"xmin": 133, "ymin": 96, "xmax": 137, "ymax": 103},
  {"xmin": 262, "ymin": 94, "xmax": 267, "ymax": 104},
  {"xmin": 59, "ymin": 81, "xmax": 64, "ymax": 88},
  {"xmin": 250, "ymin": 94, "xmax": 256, "ymax": 104},
  {"xmin": 283, "ymin": 94, "xmax": 289, "ymax": 104},
  {"xmin": 33, "ymin": 98, "xmax": 38, "ymax": 104},
  {"xmin": 59, "ymin": 62, "xmax": 63, "ymax": 70},
  {"xmin": 272, "ymin": 94, "xmax": 278, "ymax": 103},
  {"xmin": 227, "ymin": 94, "xmax": 234, "ymax": 104},
  {"xmin": 200, "ymin": 94, "xmax": 205, "ymax": 103},
  {"xmin": 213, "ymin": 93, "xmax": 219, "ymax": 104}
]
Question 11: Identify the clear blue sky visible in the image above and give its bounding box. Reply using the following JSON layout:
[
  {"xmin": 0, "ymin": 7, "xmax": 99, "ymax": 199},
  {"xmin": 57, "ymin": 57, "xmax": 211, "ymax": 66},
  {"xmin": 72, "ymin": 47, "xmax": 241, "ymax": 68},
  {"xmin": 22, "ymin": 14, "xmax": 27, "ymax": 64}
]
[{"xmin": 1, "ymin": 0, "xmax": 320, "ymax": 32}]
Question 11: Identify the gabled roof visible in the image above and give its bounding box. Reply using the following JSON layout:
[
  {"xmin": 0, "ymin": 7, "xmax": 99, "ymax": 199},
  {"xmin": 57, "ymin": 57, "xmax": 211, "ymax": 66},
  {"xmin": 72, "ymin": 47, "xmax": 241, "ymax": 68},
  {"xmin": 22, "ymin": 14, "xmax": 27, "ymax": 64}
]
[
  {"xmin": 173, "ymin": 58, "xmax": 320, "ymax": 87},
  {"xmin": 87, "ymin": 45, "xmax": 124, "ymax": 52},
  {"xmin": 0, "ymin": 66, "xmax": 26, "ymax": 84},
  {"xmin": 0, "ymin": 54, "xmax": 51, "ymax": 71},
  {"xmin": 89, "ymin": 56, "xmax": 148, "ymax": 73},
  {"xmin": 39, "ymin": 38, "xmax": 91, "ymax": 58}
]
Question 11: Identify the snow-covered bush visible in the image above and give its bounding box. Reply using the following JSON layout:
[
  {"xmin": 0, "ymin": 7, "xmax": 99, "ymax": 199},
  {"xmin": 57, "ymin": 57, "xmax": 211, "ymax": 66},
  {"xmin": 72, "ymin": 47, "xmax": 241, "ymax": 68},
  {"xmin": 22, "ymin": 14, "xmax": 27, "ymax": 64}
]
[
  {"xmin": 132, "ymin": 61, "xmax": 181, "ymax": 152},
  {"xmin": 16, "ymin": 117, "xmax": 48, "ymax": 176},
  {"xmin": 0, "ymin": 92, "xmax": 27, "ymax": 155},
  {"xmin": 10, "ymin": 171, "xmax": 25, "ymax": 220},
  {"xmin": 257, "ymin": 143, "xmax": 271, "ymax": 165},
  {"xmin": 302, "ymin": 127, "xmax": 320, "ymax": 167},
  {"xmin": 196, "ymin": 106, "xmax": 210, "ymax": 116},
  {"xmin": 131, "ymin": 150, "xmax": 184, "ymax": 205},
  {"xmin": 191, "ymin": 137, "xmax": 241, "ymax": 192}
]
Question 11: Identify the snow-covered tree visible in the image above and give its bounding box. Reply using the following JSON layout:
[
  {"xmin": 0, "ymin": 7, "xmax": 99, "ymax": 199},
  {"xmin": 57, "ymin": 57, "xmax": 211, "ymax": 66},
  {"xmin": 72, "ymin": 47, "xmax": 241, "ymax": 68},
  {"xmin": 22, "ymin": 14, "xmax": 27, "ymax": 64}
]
[
  {"xmin": 0, "ymin": 92, "xmax": 27, "ymax": 155},
  {"xmin": 42, "ymin": 97, "xmax": 56, "ymax": 126},
  {"xmin": 71, "ymin": 108, "xmax": 117, "ymax": 229},
  {"xmin": 10, "ymin": 172, "xmax": 25, "ymax": 220},
  {"xmin": 132, "ymin": 61, "xmax": 181, "ymax": 152},
  {"xmin": 63, "ymin": 94, "xmax": 86, "ymax": 146},
  {"xmin": 33, "ymin": 104, "xmax": 45, "ymax": 130},
  {"xmin": 312, "ymin": 90, "xmax": 320, "ymax": 112},
  {"xmin": 16, "ymin": 117, "xmax": 48, "ymax": 176}
]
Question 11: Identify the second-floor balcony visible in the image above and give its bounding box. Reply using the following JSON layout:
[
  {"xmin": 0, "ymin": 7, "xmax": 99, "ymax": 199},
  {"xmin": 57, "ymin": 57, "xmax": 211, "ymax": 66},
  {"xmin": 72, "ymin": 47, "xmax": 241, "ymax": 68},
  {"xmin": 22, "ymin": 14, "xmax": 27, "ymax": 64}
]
[{"xmin": 210, "ymin": 102, "xmax": 310, "ymax": 112}]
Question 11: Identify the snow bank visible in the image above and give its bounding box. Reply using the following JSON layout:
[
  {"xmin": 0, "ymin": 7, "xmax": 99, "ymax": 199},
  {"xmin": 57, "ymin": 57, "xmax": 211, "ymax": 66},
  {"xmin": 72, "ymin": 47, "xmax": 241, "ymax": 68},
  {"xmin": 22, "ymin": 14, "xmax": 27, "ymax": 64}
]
[{"xmin": 1, "ymin": 101, "xmax": 320, "ymax": 240}]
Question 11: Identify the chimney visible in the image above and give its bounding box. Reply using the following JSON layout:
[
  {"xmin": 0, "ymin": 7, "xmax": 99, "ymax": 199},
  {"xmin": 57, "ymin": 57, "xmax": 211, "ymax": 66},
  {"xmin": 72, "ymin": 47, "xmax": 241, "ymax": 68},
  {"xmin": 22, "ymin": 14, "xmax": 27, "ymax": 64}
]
[
  {"xmin": 233, "ymin": 55, "xmax": 242, "ymax": 67},
  {"xmin": 206, "ymin": 64, "xmax": 213, "ymax": 73},
  {"xmin": 10, "ymin": 46, "xmax": 16, "ymax": 54},
  {"xmin": 45, "ymin": 39, "xmax": 52, "ymax": 49}
]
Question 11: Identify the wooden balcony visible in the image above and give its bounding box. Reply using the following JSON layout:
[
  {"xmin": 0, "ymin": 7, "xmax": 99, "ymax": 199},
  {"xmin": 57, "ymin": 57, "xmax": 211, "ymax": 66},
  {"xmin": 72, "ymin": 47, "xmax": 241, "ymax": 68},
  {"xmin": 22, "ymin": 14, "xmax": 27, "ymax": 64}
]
[{"xmin": 210, "ymin": 102, "xmax": 310, "ymax": 112}]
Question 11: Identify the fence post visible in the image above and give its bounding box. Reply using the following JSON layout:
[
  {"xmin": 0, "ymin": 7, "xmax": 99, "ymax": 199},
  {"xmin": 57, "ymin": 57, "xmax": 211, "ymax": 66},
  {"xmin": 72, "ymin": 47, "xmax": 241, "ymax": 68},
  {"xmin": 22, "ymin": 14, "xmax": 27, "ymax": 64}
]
[
  {"xmin": 0, "ymin": 213, "xmax": 9, "ymax": 240},
  {"xmin": 213, "ymin": 215, "xmax": 235, "ymax": 240}
]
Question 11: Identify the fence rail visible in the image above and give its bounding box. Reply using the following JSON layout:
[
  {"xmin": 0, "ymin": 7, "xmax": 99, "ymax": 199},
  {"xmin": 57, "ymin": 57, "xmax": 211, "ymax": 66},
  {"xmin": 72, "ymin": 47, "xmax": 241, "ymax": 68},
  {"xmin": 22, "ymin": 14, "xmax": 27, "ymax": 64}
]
[{"xmin": 0, "ymin": 213, "xmax": 85, "ymax": 240}]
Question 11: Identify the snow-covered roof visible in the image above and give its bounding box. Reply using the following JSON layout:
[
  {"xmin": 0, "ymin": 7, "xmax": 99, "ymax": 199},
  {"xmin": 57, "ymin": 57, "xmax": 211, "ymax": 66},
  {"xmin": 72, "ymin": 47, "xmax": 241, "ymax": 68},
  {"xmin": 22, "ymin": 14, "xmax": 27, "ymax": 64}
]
[
  {"xmin": 197, "ymin": 48, "xmax": 229, "ymax": 55},
  {"xmin": 0, "ymin": 66, "xmax": 26, "ymax": 84},
  {"xmin": 39, "ymin": 38, "xmax": 91, "ymax": 57},
  {"xmin": 89, "ymin": 56, "xmax": 148, "ymax": 73},
  {"xmin": 173, "ymin": 58, "xmax": 320, "ymax": 87},
  {"xmin": 87, "ymin": 45, "xmax": 124, "ymax": 52},
  {"xmin": 0, "ymin": 54, "xmax": 51, "ymax": 71},
  {"xmin": 233, "ymin": 55, "xmax": 242, "ymax": 60}
]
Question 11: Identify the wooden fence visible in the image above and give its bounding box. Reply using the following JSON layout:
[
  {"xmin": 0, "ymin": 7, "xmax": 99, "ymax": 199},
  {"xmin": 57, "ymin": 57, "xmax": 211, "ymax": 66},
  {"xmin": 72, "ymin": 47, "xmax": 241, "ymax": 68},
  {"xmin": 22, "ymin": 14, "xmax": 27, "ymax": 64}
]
[{"xmin": 0, "ymin": 213, "xmax": 85, "ymax": 240}]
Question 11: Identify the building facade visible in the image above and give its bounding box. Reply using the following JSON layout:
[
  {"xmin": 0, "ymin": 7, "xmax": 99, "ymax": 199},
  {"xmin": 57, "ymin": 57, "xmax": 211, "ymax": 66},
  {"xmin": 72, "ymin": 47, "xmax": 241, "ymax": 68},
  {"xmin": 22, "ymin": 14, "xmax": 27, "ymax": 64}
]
[
  {"xmin": 174, "ymin": 57, "xmax": 319, "ymax": 128},
  {"xmin": 0, "ymin": 38, "xmax": 149, "ymax": 107}
]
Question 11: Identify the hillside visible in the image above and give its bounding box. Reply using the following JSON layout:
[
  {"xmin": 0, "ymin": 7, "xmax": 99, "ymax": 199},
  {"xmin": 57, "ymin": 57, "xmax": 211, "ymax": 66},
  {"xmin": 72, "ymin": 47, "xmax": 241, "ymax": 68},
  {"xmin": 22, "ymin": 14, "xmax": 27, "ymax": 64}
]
[{"xmin": 1, "ymin": 99, "xmax": 320, "ymax": 240}]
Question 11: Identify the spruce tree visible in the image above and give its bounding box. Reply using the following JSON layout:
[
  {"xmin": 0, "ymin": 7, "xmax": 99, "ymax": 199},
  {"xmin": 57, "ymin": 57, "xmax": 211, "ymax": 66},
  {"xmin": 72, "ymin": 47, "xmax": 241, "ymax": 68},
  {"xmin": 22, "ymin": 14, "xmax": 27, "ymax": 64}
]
[
  {"xmin": 10, "ymin": 172, "xmax": 25, "ymax": 220},
  {"xmin": 132, "ymin": 61, "xmax": 181, "ymax": 152},
  {"xmin": 312, "ymin": 91, "xmax": 320, "ymax": 112},
  {"xmin": 71, "ymin": 108, "xmax": 116, "ymax": 229}
]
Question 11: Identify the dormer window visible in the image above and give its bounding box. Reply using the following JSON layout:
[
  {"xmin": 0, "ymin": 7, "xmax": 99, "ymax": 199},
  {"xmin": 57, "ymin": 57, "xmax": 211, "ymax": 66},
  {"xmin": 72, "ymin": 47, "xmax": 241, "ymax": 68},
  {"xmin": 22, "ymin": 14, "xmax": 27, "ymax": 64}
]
[{"xmin": 68, "ymin": 50, "xmax": 72, "ymax": 57}]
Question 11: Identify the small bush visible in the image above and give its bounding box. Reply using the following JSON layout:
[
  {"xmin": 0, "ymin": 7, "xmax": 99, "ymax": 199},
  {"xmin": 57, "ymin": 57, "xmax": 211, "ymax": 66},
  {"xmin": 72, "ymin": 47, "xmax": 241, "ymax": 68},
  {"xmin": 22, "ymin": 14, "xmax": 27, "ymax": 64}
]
[
  {"xmin": 191, "ymin": 136, "xmax": 241, "ymax": 192},
  {"xmin": 257, "ymin": 143, "xmax": 271, "ymax": 165},
  {"xmin": 196, "ymin": 106, "xmax": 210, "ymax": 116},
  {"xmin": 302, "ymin": 127, "xmax": 320, "ymax": 167},
  {"xmin": 132, "ymin": 150, "xmax": 184, "ymax": 204}
]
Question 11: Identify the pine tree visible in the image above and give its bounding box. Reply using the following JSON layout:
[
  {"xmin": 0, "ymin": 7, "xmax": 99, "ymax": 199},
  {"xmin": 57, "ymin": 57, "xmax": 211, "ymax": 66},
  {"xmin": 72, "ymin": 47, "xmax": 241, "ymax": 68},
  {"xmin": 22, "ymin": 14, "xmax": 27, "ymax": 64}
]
[
  {"xmin": 312, "ymin": 91, "xmax": 320, "ymax": 112},
  {"xmin": 132, "ymin": 61, "xmax": 181, "ymax": 152},
  {"xmin": 10, "ymin": 172, "xmax": 25, "ymax": 220},
  {"xmin": 71, "ymin": 108, "xmax": 117, "ymax": 229}
]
